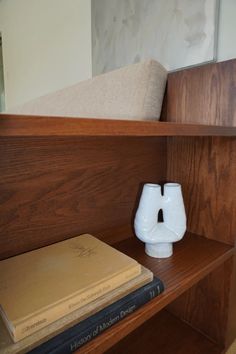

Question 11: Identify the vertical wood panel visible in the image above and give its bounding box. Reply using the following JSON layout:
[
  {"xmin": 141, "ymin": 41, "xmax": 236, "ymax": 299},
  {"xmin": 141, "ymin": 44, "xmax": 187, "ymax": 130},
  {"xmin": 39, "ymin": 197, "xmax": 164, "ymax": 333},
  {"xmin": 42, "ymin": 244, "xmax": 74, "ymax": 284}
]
[
  {"xmin": 166, "ymin": 59, "xmax": 236, "ymax": 126},
  {"xmin": 226, "ymin": 251, "xmax": 236, "ymax": 347},
  {"xmin": 168, "ymin": 258, "xmax": 234, "ymax": 345},
  {"xmin": 165, "ymin": 58, "xmax": 236, "ymax": 348},
  {"xmin": 167, "ymin": 137, "xmax": 236, "ymax": 245},
  {"xmin": 167, "ymin": 137, "xmax": 236, "ymax": 347}
]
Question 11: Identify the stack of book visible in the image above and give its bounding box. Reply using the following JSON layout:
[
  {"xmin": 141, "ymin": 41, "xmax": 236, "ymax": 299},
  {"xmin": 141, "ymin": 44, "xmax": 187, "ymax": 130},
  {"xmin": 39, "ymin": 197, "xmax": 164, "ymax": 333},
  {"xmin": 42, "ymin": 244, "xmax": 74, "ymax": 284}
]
[{"xmin": 0, "ymin": 234, "xmax": 164, "ymax": 354}]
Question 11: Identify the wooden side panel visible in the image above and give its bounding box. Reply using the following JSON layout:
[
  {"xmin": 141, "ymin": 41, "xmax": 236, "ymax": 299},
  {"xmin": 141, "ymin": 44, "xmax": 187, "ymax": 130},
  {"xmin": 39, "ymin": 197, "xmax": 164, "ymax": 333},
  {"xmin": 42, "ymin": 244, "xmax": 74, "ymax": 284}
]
[
  {"xmin": 0, "ymin": 136, "xmax": 166, "ymax": 260},
  {"xmin": 168, "ymin": 258, "xmax": 234, "ymax": 346},
  {"xmin": 167, "ymin": 136, "xmax": 236, "ymax": 348},
  {"xmin": 167, "ymin": 137, "xmax": 236, "ymax": 245},
  {"xmin": 165, "ymin": 59, "xmax": 236, "ymax": 126},
  {"xmin": 226, "ymin": 250, "xmax": 236, "ymax": 347},
  {"xmin": 165, "ymin": 59, "xmax": 236, "ymax": 348}
]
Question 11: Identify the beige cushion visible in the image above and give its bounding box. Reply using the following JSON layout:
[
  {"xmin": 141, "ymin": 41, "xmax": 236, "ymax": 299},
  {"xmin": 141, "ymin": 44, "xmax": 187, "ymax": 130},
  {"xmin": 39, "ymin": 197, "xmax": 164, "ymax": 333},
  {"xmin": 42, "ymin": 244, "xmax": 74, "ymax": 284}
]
[{"xmin": 7, "ymin": 60, "xmax": 167, "ymax": 120}]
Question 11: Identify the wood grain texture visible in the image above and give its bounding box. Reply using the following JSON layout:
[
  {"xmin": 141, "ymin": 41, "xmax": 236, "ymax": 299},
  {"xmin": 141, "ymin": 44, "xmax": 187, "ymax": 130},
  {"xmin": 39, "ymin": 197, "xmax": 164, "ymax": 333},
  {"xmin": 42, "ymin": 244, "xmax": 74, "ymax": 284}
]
[
  {"xmin": 168, "ymin": 258, "xmax": 234, "ymax": 347},
  {"xmin": 106, "ymin": 310, "xmax": 222, "ymax": 354},
  {"xmin": 226, "ymin": 250, "xmax": 236, "ymax": 347},
  {"xmin": 167, "ymin": 137, "xmax": 236, "ymax": 245},
  {"xmin": 167, "ymin": 137, "xmax": 236, "ymax": 347},
  {"xmin": 166, "ymin": 59, "xmax": 236, "ymax": 126},
  {"xmin": 0, "ymin": 136, "xmax": 166, "ymax": 260},
  {"xmin": 165, "ymin": 58, "xmax": 236, "ymax": 349},
  {"xmin": 1, "ymin": 115, "xmax": 236, "ymax": 137},
  {"xmin": 75, "ymin": 233, "xmax": 233, "ymax": 354}
]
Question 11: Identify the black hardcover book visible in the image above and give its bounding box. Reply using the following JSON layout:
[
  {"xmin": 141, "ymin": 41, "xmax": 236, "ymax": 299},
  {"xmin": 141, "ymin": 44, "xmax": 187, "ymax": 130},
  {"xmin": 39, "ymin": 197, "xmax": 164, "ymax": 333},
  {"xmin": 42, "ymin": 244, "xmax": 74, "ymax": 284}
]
[{"xmin": 30, "ymin": 277, "xmax": 164, "ymax": 354}]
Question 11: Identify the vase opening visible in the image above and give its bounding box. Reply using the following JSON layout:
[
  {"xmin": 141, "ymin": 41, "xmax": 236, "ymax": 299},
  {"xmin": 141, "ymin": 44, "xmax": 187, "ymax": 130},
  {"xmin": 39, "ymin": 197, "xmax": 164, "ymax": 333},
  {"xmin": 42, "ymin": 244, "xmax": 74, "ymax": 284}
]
[
  {"xmin": 145, "ymin": 183, "xmax": 161, "ymax": 188},
  {"xmin": 165, "ymin": 183, "xmax": 180, "ymax": 187}
]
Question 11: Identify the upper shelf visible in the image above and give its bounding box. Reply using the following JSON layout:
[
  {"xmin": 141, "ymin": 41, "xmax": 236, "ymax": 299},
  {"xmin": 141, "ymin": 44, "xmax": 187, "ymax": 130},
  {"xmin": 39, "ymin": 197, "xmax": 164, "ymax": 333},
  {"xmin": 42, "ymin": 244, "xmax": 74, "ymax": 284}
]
[{"xmin": 1, "ymin": 114, "xmax": 236, "ymax": 137}]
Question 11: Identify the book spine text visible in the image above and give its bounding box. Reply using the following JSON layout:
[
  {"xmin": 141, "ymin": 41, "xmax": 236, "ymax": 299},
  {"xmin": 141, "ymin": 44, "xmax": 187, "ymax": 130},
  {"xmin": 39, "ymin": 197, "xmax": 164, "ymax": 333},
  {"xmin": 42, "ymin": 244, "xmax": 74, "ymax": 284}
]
[{"xmin": 30, "ymin": 278, "xmax": 164, "ymax": 354}]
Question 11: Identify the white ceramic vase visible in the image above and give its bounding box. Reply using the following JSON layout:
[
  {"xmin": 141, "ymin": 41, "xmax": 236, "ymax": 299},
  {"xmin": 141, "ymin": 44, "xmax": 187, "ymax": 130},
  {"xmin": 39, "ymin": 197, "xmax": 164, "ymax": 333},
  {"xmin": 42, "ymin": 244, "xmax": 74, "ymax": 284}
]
[{"xmin": 134, "ymin": 183, "xmax": 186, "ymax": 258}]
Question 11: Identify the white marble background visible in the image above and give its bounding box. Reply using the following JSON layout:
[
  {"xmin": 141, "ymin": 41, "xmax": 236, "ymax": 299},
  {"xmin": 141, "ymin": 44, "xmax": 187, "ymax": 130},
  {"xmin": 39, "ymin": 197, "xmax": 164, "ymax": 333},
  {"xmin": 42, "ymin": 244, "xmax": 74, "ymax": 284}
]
[{"xmin": 92, "ymin": 0, "xmax": 218, "ymax": 75}]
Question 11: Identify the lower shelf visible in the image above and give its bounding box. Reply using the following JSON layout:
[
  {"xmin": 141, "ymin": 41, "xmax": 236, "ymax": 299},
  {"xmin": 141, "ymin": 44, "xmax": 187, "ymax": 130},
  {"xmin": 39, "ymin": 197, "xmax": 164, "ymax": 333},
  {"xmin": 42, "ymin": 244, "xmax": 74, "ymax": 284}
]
[
  {"xmin": 77, "ymin": 231, "xmax": 233, "ymax": 353},
  {"xmin": 106, "ymin": 310, "xmax": 223, "ymax": 354}
]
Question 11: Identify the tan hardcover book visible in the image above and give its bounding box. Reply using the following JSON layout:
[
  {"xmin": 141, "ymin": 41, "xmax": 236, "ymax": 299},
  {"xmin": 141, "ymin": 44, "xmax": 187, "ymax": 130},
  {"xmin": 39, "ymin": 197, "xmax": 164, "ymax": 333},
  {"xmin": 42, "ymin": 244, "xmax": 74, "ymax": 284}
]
[
  {"xmin": 0, "ymin": 266, "xmax": 152, "ymax": 354},
  {"xmin": 0, "ymin": 234, "xmax": 141, "ymax": 342}
]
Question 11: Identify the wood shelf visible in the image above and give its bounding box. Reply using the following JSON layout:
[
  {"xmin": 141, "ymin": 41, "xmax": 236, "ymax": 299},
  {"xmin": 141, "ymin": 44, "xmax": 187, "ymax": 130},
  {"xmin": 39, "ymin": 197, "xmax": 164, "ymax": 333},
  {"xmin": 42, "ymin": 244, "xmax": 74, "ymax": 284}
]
[
  {"xmin": 106, "ymin": 310, "xmax": 223, "ymax": 354},
  {"xmin": 1, "ymin": 114, "xmax": 236, "ymax": 137},
  {"xmin": 77, "ymin": 232, "xmax": 234, "ymax": 353}
]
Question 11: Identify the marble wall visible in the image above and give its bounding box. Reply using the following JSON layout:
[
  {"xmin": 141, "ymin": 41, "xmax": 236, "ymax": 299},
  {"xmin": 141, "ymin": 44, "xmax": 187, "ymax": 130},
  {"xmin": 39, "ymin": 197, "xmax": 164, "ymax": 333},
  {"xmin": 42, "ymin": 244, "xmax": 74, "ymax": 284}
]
[{"xmin": 92, "ymin": 0, "xmax": 219, "ymax": 75}]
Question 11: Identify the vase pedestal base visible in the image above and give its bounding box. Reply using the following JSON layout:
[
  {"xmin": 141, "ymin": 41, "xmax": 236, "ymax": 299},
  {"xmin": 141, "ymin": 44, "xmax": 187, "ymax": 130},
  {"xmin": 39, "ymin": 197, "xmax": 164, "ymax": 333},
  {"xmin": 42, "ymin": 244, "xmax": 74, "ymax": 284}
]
[{"xmin": 145, "ymin": 242, "xmax": 173, "ymax": 258}]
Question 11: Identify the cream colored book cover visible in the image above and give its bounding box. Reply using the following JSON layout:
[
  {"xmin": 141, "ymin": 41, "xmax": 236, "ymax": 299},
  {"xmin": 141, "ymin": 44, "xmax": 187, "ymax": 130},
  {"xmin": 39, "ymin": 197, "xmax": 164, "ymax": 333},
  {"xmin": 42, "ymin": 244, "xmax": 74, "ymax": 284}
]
[
  {"xmin": 0, "ymin": 266, "xmax": 152, "ymax": 354},
  {"xmin": 0, "ymin": 234, "xmax": 141, "ymax": 341}
]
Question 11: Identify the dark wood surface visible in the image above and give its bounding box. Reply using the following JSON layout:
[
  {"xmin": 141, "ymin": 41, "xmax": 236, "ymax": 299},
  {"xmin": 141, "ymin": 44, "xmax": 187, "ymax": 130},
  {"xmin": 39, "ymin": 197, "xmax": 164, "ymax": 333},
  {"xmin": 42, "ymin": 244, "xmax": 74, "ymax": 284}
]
[
  {"xmin": 106, "ymin": 310, "xmax": 222, "ymax": 354},
  {"xmin": 226, "ymin": 250, "xmax": 236, "ymax": 347},
  {"xmin": 168, "ymin": 257, "xmax": 234, "ymax": 347},
  {"xmin": 1, "ymin": 115, "xmax": 236, "ymax": 136},
  {"xmin": 167, "ymin": 137, "xmax": 236, "ymax": 245},
  {"xmin": 165, "ymin": 58, "xmax": 236, "ymax": 349},
  {"xmin": 165, "ymin": 59, "xmax": 236, "ymax": 126},
  {"xmin": 0, "ymin": 136, "xmax": 166, "ymax": 260},
  {"xmin": 75, "ymin": 233, "xmax": 233, "ymax": 354}
]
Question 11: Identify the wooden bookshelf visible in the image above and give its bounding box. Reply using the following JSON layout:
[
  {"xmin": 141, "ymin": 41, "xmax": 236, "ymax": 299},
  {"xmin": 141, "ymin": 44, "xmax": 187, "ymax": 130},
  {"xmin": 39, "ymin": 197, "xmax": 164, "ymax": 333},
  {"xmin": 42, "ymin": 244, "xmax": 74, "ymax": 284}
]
[{"xmin": 0, "ymin": 59, "xmax": 236, "ymax": 353}]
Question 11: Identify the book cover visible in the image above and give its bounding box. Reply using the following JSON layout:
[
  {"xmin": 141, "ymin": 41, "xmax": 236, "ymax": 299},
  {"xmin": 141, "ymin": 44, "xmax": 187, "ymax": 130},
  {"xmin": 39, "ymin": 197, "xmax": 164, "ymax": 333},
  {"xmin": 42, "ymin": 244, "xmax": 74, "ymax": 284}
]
[
  {"xmin": 0, "ymin": 234, "xmax": 141, "ymax": 341},
  {"xmin": 0, "ymin": 266, "xmax": 152, "ymax": 354},
  {"xmin": 30, "ymin": 277, "xmax": 164, "ymax": 354}
]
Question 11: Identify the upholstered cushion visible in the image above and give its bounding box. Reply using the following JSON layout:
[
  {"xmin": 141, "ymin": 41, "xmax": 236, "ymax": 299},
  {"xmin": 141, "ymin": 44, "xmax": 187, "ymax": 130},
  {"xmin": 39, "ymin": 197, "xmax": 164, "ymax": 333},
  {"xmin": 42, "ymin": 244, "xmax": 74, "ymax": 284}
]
[{"xmin": 7, "ymin": 60, "xmax": 167, "ymax": 120}]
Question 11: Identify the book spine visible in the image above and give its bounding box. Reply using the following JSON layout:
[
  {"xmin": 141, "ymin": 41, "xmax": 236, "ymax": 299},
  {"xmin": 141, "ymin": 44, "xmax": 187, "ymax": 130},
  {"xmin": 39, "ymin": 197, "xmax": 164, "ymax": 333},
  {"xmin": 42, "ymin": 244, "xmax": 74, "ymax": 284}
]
[
  {"xmin": 14, "ymin": 265, "xmax": 141, "ymax": 341},
  {"xmin": 30, "ymin": 277, "xmax": 164, "ymax": 354}
]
